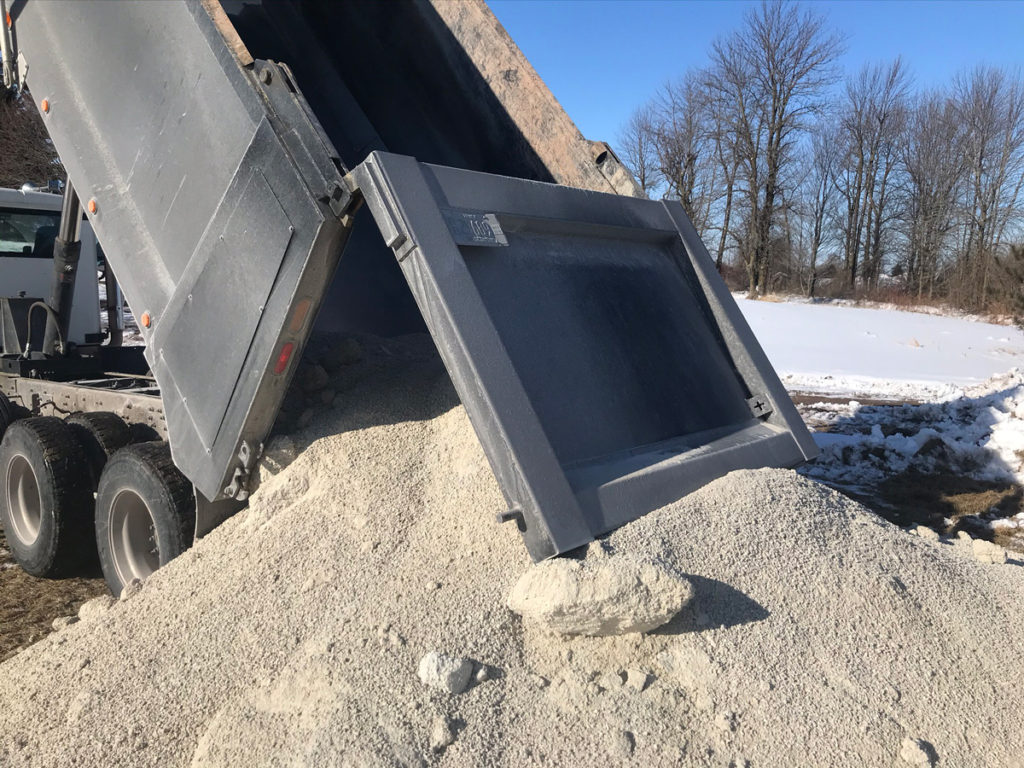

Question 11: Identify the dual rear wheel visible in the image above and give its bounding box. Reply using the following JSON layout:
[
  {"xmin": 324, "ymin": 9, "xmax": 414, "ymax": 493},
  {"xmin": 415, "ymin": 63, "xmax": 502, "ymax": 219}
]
[{"xmin": 0, "ymin": 396, "xmax": 195, "ymax": 595}]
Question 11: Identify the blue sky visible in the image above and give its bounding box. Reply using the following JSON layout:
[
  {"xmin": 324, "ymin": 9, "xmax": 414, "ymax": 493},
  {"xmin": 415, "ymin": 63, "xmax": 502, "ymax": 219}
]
[{"xmin": 489, "ymin": 1, "xmax": 1024, "ymax": 146}]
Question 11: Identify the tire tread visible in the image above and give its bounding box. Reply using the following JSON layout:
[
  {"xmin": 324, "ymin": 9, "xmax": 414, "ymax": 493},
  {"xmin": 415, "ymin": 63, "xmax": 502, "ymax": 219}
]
[
  {"xmin": 0, "ymin": 416, "xmax": 94, "ymax": 577},
  {"xmin": 94, "ymin": 442, "xmax": 195, "ymax": 594}
]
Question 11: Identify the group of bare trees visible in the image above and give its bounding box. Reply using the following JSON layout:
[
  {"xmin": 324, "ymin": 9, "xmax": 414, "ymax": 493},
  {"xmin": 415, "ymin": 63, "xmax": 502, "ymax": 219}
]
[
  {"xmin": 618, "ymin": 1, "xmax": 1024, "ymax": 314},
  {"xmin": 0, "ymin": 90, "xmax": 62, "ymax": 189}
]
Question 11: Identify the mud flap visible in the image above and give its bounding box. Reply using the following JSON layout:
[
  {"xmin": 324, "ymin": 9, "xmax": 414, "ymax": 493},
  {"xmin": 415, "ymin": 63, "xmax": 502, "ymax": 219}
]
[{"xmin": 349, "ymin": 152, "xmax": 818, "ymax": 561}]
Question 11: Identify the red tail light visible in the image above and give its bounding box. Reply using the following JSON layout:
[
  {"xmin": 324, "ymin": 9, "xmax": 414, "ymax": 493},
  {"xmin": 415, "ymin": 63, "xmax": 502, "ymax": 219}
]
[{"xmin": 273, "ymin": 342, "xmax": 295, "ymax": 375}]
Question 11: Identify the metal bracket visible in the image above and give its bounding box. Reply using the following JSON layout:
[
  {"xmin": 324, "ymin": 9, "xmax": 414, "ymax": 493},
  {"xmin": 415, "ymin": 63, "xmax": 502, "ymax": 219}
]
[
  {"xmin": 746, "ymin": 394, "xmax": 773, "ymax": 419},
  {"xmin": 345, "ymin": 164, "xmax": 416, "ymax": 260},
  {"xmin": 496, "ymin": 507, "xmax": 526, "ymax": 532},
  {"xmin": 250, "ymin": 59, "xmax": 352, "ymax": 219},
  {"xmin": 223, "ymin": 439, "xmax": 256, "ymax": 500}
]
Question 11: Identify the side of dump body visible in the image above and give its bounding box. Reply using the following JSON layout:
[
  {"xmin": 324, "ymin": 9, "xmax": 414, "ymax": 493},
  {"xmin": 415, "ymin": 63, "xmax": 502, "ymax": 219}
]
[
  {"xmin": 10, "ymin": 0, "xmax": 643, "ymax": 510},
  {"xmin": 11, "ymin": 0, "xmax": 355, "ymax": 504}
]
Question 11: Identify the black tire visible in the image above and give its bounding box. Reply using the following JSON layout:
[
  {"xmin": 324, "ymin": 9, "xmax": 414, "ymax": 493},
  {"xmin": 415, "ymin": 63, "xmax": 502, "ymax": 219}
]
[
  {"xmin": 66, "ymin": 412, "xmax": 132, "ymax": 488},
  {"xmin": 95, "ymin": 442, "xmax": 195, "ymax": 595},
  {"xmin": 0, "ymin": 393, "xmax": 12, "ymax": 442},
  {"xmin": 0, "ymin": 417, "xmax": 96, "ymax": 577},
  {"xmin": 128, "ymin": 422, "xmax": 161, "ymax": 444}
]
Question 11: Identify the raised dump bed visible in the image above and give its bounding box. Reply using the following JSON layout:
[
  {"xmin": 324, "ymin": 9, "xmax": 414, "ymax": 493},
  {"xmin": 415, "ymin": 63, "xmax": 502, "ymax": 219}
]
[{"xmin": 7, "ymin": 0, "xmax": 815, "ymax": 562}]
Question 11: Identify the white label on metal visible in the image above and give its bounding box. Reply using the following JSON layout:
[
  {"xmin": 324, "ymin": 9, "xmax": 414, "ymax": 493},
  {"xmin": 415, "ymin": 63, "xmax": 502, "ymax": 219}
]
[{"xmin": 442, "ymin": 210, "xmax": 509, "ymax": 247}]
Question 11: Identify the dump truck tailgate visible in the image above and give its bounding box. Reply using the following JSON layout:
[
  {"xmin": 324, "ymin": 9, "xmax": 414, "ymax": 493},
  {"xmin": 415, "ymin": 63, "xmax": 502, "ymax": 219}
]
[{"xmin": 350, "ymin": 153, "xmax": 816, "ymax": 559}]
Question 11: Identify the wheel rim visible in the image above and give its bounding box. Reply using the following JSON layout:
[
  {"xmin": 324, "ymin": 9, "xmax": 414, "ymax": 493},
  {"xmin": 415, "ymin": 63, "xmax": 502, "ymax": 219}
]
[
  {"xmin": 5, "ymin": 454, "xmax": 42, "ymax": 547},
  {"xmin": 108, "ymin": 489, "xmax": 160, "ymax": 584}
]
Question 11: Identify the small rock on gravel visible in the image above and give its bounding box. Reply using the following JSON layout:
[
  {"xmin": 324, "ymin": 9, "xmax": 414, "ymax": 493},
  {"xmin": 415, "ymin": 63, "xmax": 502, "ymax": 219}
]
[
  {"xmin": 297, "ymin": 407, "xmax": 317, "ymax": 428},
  {"xmin": 914, "ymin": 525, "xmax": 940, "ymax": 542},
  {"xmin": 418, "ymin": 652, "xmax": 473, "ymax": 694},
  {"xmin": 624, "ymin": 669, "xmax": 650, "ymax": 692},
  {"xmin": 599, "ymin": 671, "xmax": 625, "ymax": 691},
  {"xmin": 607, "ymin": 730, "xmax": 635, "ymax": 758},
  {"xmin": 321, "ymin": 337, "xmax": 363, "ymax": 370},
  {"xmin": 507, "ymin": 542, "xmax": 693, "ymax": 636},
  {"xmin": 900, "ymin": 737, "xmax": 936, "ymax": 765},
  {"xmin": 299, "ymin": 363, "xmax": 329, "ymax": 392},
  {"xmin": 119, "ymin": 578, "xmax": 144, "ymax": 601},
  {"xmin": 972, "ymin": 539, "xmax": 1007, "ymax": 564},
  {"xmin": 429, "ymin": 716, "xmax": 456, "ymax": 752},
  {"xmin": 52, "ymin": 616, "xmax": 79, "ymax": 631},
  {"xmin": 77, "ymin": 596, "xmax": 116, "ymax": 623},
  {"xmin": 715, "ymin": 710, "xmax": 737, "ymax": 732}
]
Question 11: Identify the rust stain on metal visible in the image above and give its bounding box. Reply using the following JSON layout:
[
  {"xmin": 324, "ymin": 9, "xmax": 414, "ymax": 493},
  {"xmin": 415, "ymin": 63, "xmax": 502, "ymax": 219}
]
[
  {"xmin": 429, "ymin": 0, "xmax": 645, "ymax": 199},
  {"xmin": 199, "ymin": 0, "xmax": 254, "ymax": 68}
]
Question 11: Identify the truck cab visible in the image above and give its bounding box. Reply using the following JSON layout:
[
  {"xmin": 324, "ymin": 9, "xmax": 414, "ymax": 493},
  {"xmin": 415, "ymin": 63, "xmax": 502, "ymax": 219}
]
[{"xmin": 0, "ymin": 186, "xmax": 102, "ymax": 353}]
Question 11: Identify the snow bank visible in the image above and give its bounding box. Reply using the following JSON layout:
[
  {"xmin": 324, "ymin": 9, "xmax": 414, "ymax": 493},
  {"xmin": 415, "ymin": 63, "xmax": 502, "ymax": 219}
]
[{"xmin": 803, "ymin": 370, "xmax": 1024, "ymax": 536}]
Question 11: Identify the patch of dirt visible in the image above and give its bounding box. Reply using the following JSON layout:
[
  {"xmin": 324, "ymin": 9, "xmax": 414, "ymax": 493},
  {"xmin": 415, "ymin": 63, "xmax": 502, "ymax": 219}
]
[
  {"xmin": 875, "ymin": 470, "xmax": 1024, "ymax": 551},
  {"xmin": 0, "ymin": 530, "xmax": 107, "ymax": 662},
  {"xmin": 788, "ymin": 393, "xmax": 921, "ymax": 409}
]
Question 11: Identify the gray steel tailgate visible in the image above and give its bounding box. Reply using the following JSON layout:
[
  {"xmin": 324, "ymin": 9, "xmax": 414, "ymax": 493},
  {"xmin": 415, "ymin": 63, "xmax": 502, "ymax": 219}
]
[{"xmin": 349, "ymin": 152, "xmax": 817, "ymax": 560}]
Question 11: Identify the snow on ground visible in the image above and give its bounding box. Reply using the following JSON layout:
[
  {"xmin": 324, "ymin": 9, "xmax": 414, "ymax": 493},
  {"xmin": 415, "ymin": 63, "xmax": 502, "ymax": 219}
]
[
  {"xmin": 736, "ymin": 295, "xmax": 1024, "ymax": 543},
  {"xmin": 735, "ymin": 295, "xmax": 1024, "ymax": 401}
]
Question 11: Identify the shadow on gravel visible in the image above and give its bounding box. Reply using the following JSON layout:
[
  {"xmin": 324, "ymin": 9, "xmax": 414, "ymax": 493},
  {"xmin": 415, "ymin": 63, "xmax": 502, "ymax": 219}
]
[{"xmin": 655, "ymin": 576, "xmax": 770, "ymax": 635}]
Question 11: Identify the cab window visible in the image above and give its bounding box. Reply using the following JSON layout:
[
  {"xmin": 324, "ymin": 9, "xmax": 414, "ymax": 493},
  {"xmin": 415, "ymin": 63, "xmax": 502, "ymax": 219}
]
[{"xmin": 0, "ymin": 207, "xmax": 61, "ymax": 259}]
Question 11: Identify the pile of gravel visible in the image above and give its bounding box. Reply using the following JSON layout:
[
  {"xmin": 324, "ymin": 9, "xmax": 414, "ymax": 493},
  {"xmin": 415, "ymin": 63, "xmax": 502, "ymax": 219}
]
[{"xmin": 1, "ymin": 335, "xmax": 1021, "ymax": 767}]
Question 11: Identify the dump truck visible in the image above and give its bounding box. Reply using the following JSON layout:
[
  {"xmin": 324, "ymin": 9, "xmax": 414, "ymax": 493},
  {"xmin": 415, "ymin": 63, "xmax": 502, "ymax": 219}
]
[{"xmin": 0, "ymin": 0, "xmax": 817, "ymax": 596}]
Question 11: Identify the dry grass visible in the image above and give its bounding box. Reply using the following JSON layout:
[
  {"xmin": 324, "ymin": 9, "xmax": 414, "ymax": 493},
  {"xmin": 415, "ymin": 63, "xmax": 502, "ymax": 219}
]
[
  {"xmin": 0, "ymin": 530, "xmax": 107, "ymax": 662},
  {"xmin": 875, "ymin": 470, "xmax": 1024, "ymax": 551}
]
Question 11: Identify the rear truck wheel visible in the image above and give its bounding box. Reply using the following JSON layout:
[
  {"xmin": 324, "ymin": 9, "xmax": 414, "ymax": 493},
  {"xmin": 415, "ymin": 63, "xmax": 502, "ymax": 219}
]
[
  {"xmin": 95, "ymin": 442, "xmax": 195, "ymax": 595},
  {"xmin": 66, "ymin": 412, "xmax": 132, "ymax": 487},
  {"xmin": 0, "ymin": 417, "xmax": 96, "ymax": 577}
]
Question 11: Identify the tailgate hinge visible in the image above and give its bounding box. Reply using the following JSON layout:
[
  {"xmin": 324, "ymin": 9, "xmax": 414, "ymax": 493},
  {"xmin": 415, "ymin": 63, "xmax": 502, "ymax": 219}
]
[{"xmin": 223, "ymin": 439, "xmax": 259, "ymax": 501}]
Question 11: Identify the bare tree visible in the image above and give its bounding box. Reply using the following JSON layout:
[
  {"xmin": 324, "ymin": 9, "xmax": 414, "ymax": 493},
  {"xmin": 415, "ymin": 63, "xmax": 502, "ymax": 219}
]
[
  {"xmin": 953, "ymin": 66, "xmax": 1024, "ymax": 309},
  {"xmin": 803, "ymin": 121, "xmax": 841, "ymax": 296},
  {"xmin": 612, "ymin": 5, "xmax": 1024, "ymax": 314},
  {"xmin": 901, "ymin": 92, "xmax": 966, "ymax": 298},
  {"xmin": 706, "ymin": 0, "xmax": 842, "ymax": 295},
  {"xmin": 0, "ymin": 90, "xmax": 63, "ymax": 188},
  {"xmin": 617, "ymin": 105, "xmax": 659, "ymax": 196},
  {"xmin": 709, "ymin": 106, "xmax": 742, "ymax": 272},
  {"xmin": 835, "ymin": 58, "xmax": 910, "ymax": 288},
  {"xmin": 652, "ymin": 71, "xmax": 719, "ymax": 237}
]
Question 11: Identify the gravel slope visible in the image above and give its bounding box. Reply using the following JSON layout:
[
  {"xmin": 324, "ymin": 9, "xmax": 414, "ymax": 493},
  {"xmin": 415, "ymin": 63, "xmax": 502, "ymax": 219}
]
[{"xmin": 0, "ymin": 337, "xmax": 1021, "ymax": 767}]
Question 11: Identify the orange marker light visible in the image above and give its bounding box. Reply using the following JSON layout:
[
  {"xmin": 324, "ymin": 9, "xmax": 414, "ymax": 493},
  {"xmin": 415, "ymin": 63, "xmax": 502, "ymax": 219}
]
[
  {"xmin": 40, "ymin": 99, "xmax": 49, "ymax": 114},
  {"xmin": 87, "ymin": 198, "xmax": 97, "ymax": 214},
  {"xmin": 140, "ymin": 312, "xmax": 151, "ymax": 328},
  {"xmin": 6, "ymin": 12, "xmax": 12, "ymax": 29},
  {"xmin": 288, "ymin": 298, "xmax": 312, "ymax": 333}
]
